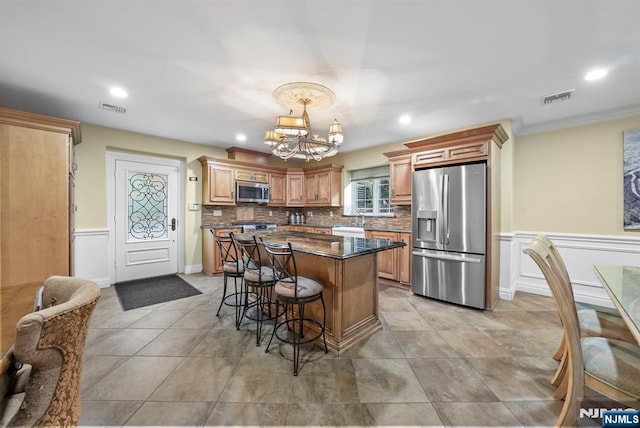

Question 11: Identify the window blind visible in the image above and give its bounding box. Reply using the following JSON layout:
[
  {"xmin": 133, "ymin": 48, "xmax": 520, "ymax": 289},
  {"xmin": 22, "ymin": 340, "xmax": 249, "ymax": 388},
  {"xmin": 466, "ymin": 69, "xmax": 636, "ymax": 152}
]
[{"xmin": 349, "ymin": 165, "xmax": 390, "ymax": 181}]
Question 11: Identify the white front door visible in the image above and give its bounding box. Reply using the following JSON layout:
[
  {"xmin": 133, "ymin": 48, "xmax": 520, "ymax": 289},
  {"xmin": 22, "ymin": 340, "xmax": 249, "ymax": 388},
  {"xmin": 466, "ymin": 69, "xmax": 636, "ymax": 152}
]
[{"xmin": 114, "ymin": 159, "xmax": 180, "ymax": 282}]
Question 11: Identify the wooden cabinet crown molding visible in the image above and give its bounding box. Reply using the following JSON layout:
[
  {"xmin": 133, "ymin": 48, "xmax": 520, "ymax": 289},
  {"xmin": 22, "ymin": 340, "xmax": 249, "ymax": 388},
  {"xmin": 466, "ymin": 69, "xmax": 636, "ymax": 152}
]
[
  {"xmin": 198, "ymin": 156, "xmax": 344, "ymax": 176},
  {"xmin": 225, "ymin": 146, "xmax": 271, "ymax": 165},
  {"xmin": 197, "ymin": 155, "xmax": 283, "ymax": 173},
  {"xmin": 301, "ymin": 163, "xmax": 344, "ymax": 174},
  {"xmin": 0, "ymin": 107, "xmax": 81, "ymax": 144},
  {"xmin": 404, "ymin": 123, "xmax": 508, "ymax": 152},
  {"xmin": 404, "ymin": 123, "xmax": 508, "ymax": 169}
]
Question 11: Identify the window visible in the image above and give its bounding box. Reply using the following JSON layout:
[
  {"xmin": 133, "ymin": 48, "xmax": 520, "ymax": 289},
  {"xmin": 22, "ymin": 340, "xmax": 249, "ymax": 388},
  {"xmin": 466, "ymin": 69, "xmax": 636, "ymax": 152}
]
[
  {"xmin": 352, "ymin": 177, "xmax": 392, "ymax": 215},
  {"xmin": 345, "ymin": 165, "xmax": 393, "ymax": 216}
]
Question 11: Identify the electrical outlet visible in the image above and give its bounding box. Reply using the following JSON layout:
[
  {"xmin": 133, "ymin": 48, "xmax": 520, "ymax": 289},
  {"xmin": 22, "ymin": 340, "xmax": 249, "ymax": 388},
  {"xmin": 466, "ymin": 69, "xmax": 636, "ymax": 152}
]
[{"xmin": 213, "ymin": 209, "xmax": 222, "ymax": 217}]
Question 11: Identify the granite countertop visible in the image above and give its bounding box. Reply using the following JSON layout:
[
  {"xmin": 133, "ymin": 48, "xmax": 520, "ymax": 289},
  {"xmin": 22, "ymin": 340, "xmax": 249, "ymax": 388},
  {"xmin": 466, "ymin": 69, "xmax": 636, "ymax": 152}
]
[
  {"xmin": 280, "ymin": 223, "xmax": 412, "ymax": 233},
  {"xmin": 201, "ymin": 223, "xmax": 411, "ymax": 233},
  {"xmin": 235, "ymin": 230, "xmax": 405, "ymax": 260}
]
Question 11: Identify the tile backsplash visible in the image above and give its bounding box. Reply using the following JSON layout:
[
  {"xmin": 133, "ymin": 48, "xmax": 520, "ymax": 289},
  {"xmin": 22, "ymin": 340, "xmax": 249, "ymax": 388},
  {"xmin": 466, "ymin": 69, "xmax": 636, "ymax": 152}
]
[{"xmin": 201, "ymin": 205, "xmax": 411, "ymax": 231}]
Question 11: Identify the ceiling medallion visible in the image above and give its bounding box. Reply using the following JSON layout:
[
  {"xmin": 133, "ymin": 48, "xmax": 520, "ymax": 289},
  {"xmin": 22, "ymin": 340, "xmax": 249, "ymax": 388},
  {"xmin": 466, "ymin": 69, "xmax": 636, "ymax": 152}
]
[{"xmin": 264, "ymin": 82, "xmax": 343, "ymax": 162}]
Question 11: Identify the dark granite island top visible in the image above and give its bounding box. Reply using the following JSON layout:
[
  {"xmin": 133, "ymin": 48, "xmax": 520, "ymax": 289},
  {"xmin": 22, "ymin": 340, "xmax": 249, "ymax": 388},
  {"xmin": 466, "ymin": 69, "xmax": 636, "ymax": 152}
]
[
  {"xmin": 235, "ymin": 230, "xmax": 405, "ymax": 260},
  {"xmin": 235, "ymin": 230, "xmax": 402, "ymax": 354}
]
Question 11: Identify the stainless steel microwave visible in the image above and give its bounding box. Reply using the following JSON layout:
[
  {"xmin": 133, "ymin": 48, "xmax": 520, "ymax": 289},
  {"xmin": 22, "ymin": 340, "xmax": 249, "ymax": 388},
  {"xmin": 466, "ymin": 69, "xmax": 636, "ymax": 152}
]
[{"xmin": 236, "ymin": 181, "xmax": 270, "ymax": 203}]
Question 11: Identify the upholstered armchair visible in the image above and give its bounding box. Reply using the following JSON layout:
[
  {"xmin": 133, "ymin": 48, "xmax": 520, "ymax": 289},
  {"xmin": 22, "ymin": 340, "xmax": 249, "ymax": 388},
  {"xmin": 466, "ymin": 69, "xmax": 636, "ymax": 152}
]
[{"xmin": 2, "ymin": 276, "xmax": 100, "ymax": 427}]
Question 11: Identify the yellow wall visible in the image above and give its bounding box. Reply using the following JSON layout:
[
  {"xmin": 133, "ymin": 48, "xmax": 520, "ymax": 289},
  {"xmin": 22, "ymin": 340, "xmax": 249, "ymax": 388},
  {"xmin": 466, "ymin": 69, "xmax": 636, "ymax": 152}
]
[{"xmin": 513, "ymin": 114, "xmax": 640, "ymax": 235}]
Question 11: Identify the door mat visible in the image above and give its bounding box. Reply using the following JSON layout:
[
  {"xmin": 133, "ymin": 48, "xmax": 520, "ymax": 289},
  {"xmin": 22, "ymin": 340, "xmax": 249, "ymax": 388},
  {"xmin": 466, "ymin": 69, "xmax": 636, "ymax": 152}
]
[{"xmin": 114, "ymin": 274, "xmax": 202, "ymax": 311}]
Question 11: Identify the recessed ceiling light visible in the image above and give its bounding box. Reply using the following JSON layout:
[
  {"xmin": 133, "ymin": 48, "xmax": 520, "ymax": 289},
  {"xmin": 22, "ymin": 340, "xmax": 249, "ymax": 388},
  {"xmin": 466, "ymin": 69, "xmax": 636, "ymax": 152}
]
[
  {"xmin": 399, "ymin": 114, "xmax": 411, "ymax": 125},
  {"xmin": 109, "ymin": 87, "xmax": 128, "ymax": 98},
  {"xmin": 236, "ymin": 134, "xmax": 247, "ymax": 142},
  {"xmin": 584, "ymin": 68, "xmax": 608, "ymax": 81}
]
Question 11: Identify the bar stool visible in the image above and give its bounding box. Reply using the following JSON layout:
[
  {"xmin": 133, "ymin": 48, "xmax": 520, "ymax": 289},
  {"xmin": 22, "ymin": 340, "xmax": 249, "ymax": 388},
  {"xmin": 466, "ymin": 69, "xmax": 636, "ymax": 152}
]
[
  {"xmin": 211, "ymin": 230, "xmax": 246, "ymax": 329},
  {"xmin": 261, "ymin": 239, "xmax": 328, "ymax": 376},
  {"xmin": 231, "ymin": 232, "xmax": 278, "ymax": 345}
]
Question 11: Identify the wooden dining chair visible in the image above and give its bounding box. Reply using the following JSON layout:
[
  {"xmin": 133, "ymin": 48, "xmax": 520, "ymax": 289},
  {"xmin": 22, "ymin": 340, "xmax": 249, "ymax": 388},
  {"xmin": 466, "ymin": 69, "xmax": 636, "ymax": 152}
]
[
  {"xmin": 533, "ymin": 235, "xmax": 636, "ymax": 400},
  {"xmin": 524, "ymin": 236, "xmax": 640, "ymax": 426}
]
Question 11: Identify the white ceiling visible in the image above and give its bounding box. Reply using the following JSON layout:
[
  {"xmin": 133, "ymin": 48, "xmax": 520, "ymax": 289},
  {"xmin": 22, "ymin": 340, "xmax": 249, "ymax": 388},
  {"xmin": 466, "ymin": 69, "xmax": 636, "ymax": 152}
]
[{"xmin": 1, "ymin": 0, "xmax": 639, "ymax": 155}]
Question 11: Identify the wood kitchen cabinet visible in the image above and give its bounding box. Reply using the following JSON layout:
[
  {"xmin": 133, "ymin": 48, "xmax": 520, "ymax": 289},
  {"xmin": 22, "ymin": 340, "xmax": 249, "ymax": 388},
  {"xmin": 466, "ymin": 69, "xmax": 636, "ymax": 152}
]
[
  {"xmin": 365, "ymin": 230, "xmax": 411, "ymax": 287},
  {"xmin": 235, "ymin": 168, "xmax": 269, "ymax": 183},
  {"xmin": 409, "ymin": 140, "xmax": 489, "ymax": 169},
  {"xmin": 384, "ymin": 150, "xmax": 412, "ymax": 205},
  {"xmin": 203, "ymin": 227, "xmax": 242, "ymax": 274},
  {"xmin": 365, "ymin": 230, "xmax": 400, "ymax": 281},
  {"xmin": 286, "ymin": 169, "xmax": 304, "ymax": 206},
  {"xmin": 313, "ymin": 227, "xmax": 332, "ymax": 235},
  {"xmin": 398, "ymin": 232, "xmax": 412, "ymax": 286},
  {"xmin": 268, "ymin": 171, "xmax": 286, "ymax": 206},
  {"xmin": 198, "ymin": 158, "xmax": 235, "ymax": 206},
  {"xmin": 303, "ymin": 163, "xmax": 343, "ymax": 207},
  {"xmin": 0, "ymin": 107, "xmax": 81, "ymax": 358}
]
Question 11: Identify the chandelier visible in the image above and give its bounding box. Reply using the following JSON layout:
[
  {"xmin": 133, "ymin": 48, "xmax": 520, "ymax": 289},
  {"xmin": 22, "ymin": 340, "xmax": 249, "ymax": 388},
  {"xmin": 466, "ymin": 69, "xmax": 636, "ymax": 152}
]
[{"xmin": 264, "ymin": 82, "xmax": 343, "ymax": 161}]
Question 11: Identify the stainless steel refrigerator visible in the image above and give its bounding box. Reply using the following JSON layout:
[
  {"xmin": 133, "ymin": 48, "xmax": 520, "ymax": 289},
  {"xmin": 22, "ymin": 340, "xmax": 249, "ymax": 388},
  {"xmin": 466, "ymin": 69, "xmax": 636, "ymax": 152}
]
[{"xmin": 411, "ymin": 162, "xmax": 487, "ymax": 309}]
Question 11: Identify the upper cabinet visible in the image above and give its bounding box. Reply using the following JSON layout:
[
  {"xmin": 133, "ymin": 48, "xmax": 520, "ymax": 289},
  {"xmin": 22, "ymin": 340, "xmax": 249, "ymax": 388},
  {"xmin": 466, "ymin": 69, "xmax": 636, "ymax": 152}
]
[
  {"xmin": 198, "ymin": 154, "xmax": 343, "ymax": 207},
  {"xmin": 235, "ymin": 168, "xmax": 269, "ymax": 184},
  {"xmin": 303, "ymin": 163, "xmax": 343, "ymax": 207},
  {"xmin": 384, "ymin": 150, "xmax": 412, "ymax": 205},
  {"xmin": 286, "ymin": 169, "xmax": 304, "ymax": 206},
  {"xmin": 405, "ymin": 125, "xmax": 505, "ymax": 169},
  {"xmin": 199, "ymin": 159, "xmax": 235, "ymax": 205},
  {"xmin": 268, "ymin": 171, "xmax": 286, "ymax": 206}
]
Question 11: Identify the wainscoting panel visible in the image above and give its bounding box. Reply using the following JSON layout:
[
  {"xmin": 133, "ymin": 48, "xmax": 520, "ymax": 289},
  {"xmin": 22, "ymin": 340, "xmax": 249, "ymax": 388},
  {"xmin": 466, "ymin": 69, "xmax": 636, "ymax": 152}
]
[
  {"xmin": 73, "ymin": 228, "xmax": 110, "ymax": 288},
  {"xmin": 74, "ymin": 229, "xmax": 201, "ymax": 286},
  {"xmin": 500, "ymin": 232, "xmax": 640, "ymax": 307}
]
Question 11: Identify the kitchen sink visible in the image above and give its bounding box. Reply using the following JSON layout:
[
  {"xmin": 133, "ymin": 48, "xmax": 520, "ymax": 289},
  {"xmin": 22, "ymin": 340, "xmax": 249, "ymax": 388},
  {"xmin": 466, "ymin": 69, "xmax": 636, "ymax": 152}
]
[{"xmin": 331, "ymin": 226, "xmax": 366, "ymax": 238}]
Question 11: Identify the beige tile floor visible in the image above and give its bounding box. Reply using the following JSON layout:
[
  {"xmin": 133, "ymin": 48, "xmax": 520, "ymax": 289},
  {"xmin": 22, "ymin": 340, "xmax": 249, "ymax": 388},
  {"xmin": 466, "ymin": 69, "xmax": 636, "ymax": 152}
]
[{"xmin": 80, "ymin": 273, "xmax": 572, "ymax": 427}]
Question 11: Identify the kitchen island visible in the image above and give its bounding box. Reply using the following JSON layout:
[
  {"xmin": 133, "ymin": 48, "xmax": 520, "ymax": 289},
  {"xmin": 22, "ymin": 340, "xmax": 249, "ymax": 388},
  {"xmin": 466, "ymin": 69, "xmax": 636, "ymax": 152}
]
[{"xmin": 235, "ymin": 230, "xmax": 404, "ymax": 354}]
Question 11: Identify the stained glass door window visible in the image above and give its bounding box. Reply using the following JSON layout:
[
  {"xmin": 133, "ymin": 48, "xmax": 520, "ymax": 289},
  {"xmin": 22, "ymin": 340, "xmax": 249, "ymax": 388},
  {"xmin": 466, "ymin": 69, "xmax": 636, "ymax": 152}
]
[{"xmin": 127, "ymin": 172, "xmax": 168, "ymax": 241}]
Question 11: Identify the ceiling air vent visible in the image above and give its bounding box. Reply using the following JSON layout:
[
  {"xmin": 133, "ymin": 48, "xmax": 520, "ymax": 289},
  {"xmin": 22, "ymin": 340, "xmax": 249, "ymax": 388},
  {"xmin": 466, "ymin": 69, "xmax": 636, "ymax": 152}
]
[
  {"xmin": 541, "ymin": 89, "xmax": 574, "ymax": 105},
  {"xmin": 99, "ymin": 101, "xmax": 127, "ymax": 114}
]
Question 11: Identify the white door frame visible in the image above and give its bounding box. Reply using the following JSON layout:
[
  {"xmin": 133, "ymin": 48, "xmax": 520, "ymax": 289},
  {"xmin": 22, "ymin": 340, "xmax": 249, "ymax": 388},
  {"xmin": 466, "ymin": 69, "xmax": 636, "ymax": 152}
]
[{"xmin": 107, "ymin": 151, "xmax": 185, "ymax": 284}]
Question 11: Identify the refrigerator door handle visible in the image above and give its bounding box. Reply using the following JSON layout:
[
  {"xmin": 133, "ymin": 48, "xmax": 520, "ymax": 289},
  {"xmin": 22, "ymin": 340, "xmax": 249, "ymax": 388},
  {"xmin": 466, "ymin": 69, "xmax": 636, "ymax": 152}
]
[
  {"xmin": 443, "ymin": 174, "xmax": 450, "ymax": 245},
  {"xmin": 412, "ymin": 250, "xmax": 483, "ymax": 263},
  {"xmin": 439, "ymin": 175, "xmax": 445, "ymax": 245}
]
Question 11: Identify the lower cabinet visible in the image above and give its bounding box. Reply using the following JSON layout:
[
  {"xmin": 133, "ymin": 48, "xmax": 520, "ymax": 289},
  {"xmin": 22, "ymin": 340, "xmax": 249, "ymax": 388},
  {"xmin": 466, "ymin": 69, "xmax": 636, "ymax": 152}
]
[
  {"xmin": 313, "ymin": 227, "xmax": 332, "ymax": 235},
  {"xmin": 365, "ymin": 230, "xmax": 411, "ymax": 287},
  {"xmin": 398, "ymin": 232, "xmax": 412, "ymax": 286},
  {"xmin": 202, "ymin": 227, "xmax": 241, "ymax": 275}
]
